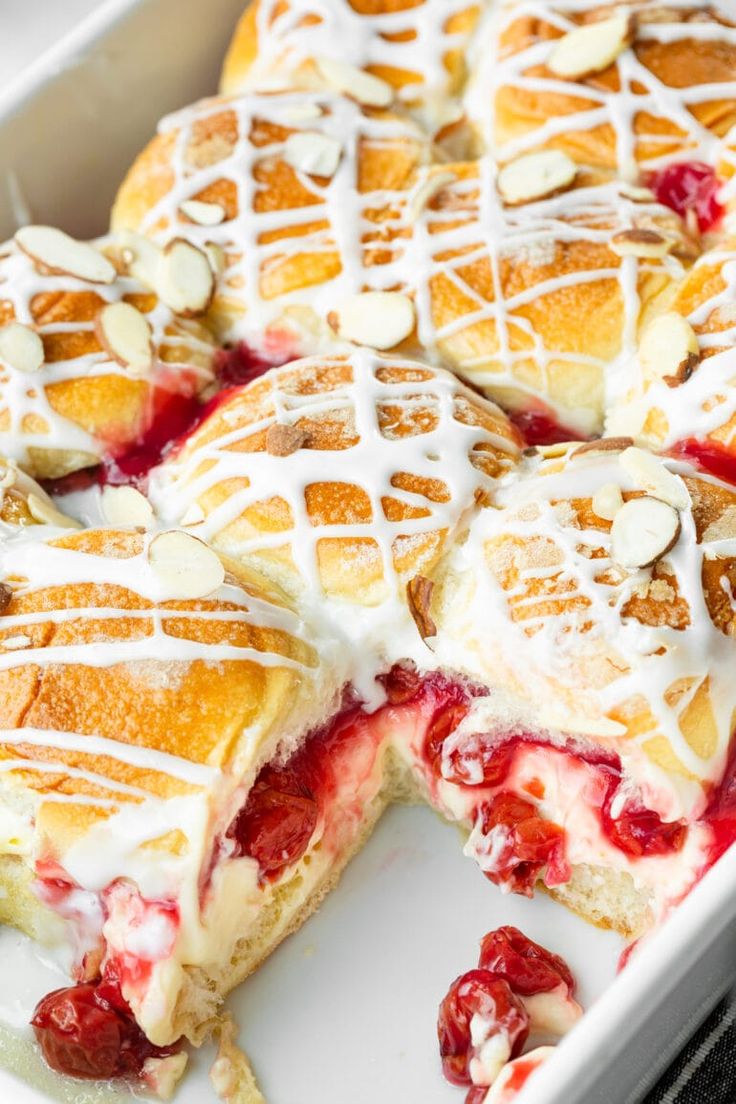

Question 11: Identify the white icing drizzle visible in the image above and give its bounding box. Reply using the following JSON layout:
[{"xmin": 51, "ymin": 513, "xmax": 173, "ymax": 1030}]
[
  {"xmin": 607, "ymin": 247, "xmax": 736, "ymax": 444},
  {"xmin": 228, "ymin": 0, "xmax": 480, "ymax": 128},
  {"xmin": 436, "ymin": 448, "xmax": 736, "ymax": 813},
  {"xmin": 0, "ymin": 239, "xmax": 214, "ymax": 471},
  {"xmin": 149, "ymin": 348, "xmax": 519, "ymax": 671},
  {"xmin": 466, "ymin": 0, "xmax": 736, "ymax": 176}
]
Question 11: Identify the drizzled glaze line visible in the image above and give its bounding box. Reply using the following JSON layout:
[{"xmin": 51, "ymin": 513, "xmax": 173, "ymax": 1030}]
[
  {"xmin": 467, "ymin": 0, "xmax": 736, "ymax": 176},
  {"xmin": 0, "ymin": 240, "xmax": 213, "ymax": 469}
]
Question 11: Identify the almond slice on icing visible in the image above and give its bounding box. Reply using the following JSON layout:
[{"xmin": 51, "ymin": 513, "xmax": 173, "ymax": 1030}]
[
  {"xmin": 592, "ymin": 482, "xmax": 623, "ymax": 521},
  {"xmin": 638, "ymin": 313, "xmax": 699, "ymax": 386},
  {"xmin": 497, "ymin": 151, "xmax": 577, "ymax": 206},
  {"xmin": 265, "ymin": 423, "xmax": 308, "ymax": 457},
  {"xmin": 115, "ymin": 231, "xmax": 162, "ymax": 289},
  {"xmin": 547, "ymin": 14, "xmax": 634, "ymax": 81},
  {"xmin": 610, "ymin": 229, "xmax": 671, "ymax": 259},
  {"xmin": 315, "ymin": 57, "xmax": 393, "ymax": 107},
  {"xmin": 148, "ymin": 530, "xmax": 225, "ymax": 599},
  {"xmin": 179, "ymin": 200, "xmax": 226, "ymax": 227},
  {"xmin": 15, "ymin": 226, "xmax": 116, "ymax": 284},
  {"xmin": 619, "ymin": 446, "xmax": 690, "ymax": 509},
  {"xmin": 0, "ymin": 322, "xmax": 44, "ymax": 374},
  {"xmin": 572, "ymin": 436, "xmax": 633, "ymax": 457},
  {"xmin": 26, "ymin": 493, "xmax": 81, "ymax": 529},
  {"xmin": 611, "ymin": 496, "xmax": 681, "ymax": 569},
  {"xmin": 95, "ymin": 302, "xmax": 154, "ymax": 376},
  {"xmin": 157, "ymin": 239, "xmax": 215, "ymax": 317},
  {"xmin": 283, "ymin": 132, "xmax": 342, "ymax": 178},
  {"xmin": 328, "ymin": 291, "xmax": 415, "ymax": 350},
  {"xmin": 101, "ymin": 485, "xmax": 154, "ymax": 528},
  {"xmin": 407, "ymin": 170, "xmax": 457, "ymax": 223},
  {"xmin": 0, "ymin": 583, "xmax": 12, "ymax": 613},
  {"xmin": 407, "ymin": 575, "xmax": 437, "ymax": 641}
]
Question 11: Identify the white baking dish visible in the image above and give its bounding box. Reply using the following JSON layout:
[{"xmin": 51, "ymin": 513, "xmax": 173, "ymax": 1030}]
[{"xmin": 0, "ymin": 3, "xmax": 734, "ymax": 1102}]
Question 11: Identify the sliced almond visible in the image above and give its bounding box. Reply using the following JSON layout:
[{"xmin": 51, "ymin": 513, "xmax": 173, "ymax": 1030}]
[
  {"xmin": 180, "ymin": 502, "xmax": 206, "ymax": 526},
  {"xmin": 15, "ymin": 226, "xmax": 116, "ymax": 284},
  {"xmin": 547, "ymin": 14, "xmax": 634, "ymax": 81},
  {"xmin": 0, "ymin": 583, "xmax": 12, "ymax": 613},
  {"xmin": 27, "ymin": 493, "xmax": 81, "ymax": 529},
  {"xmin": 407, "ymin": 575, "xmax": 437, "ymax": 641},
  {"xmin": 619, "ymin": 182, "xmax": 656, "ymax": 202},
  {"xmin": 638, "ymin": 312, "xmax": 700, "ymax": 386},
  {"xmin": 283, "ymin": 132, "xmax": 342, "ymax": 178},
  {"xmin": 265, "ymin": 423, "xmax": 308, "ymax": 457},
  {"xmin": 497, "ymin": 151, "xmax": 577, "ymax": 206},
  {"xmin": 0, "ymin": 322, "xmax": 44, "ymax": 374},
  {"xmin": 592, "ymin": 482, "xmax": 624, "ymax": 521},
  {"xmin": 148, "ymin": 530, "xmax": 225, "ymax": 600},
  {"xmin": 407, "ymin": 171, "xmax": 457, "ymax": 223},
  {"xmin": 115, "ymin": 231, "xmax": 162, "ymax": 289},
  {"xmin": 611, "ymin": 495, "xmax": 681, "ymax": 569},
  {"xmin": 281, "ymin": 103, "xmax": 323, "ymax": 123},
  {"xmin": 328, "ymin": 291, "xmax": 415, "ymax": 350},
  {"xmin": 619, "ymin": 446, "xmax": 690, "ymax": 509},
  {"xmin": 315, "ymin": 57, "xmax": 393, "ymax": 108},
  {"xmin": 102, "ymin": 485, "xmax": 154, "ymax": 528},
  {"xmin": 572, "ymin": 436, "xmax": 633, "ymax": 457},
  {"xmin": 179, "ymin": 199, "xmax": 226, "ymax": 227},
  {"xmin": 157, "ymin": 239, "xmax": 215, "ymax": 317},
  {"xmin": 95, "ymin": 302, "xmax": 153, "ymax": 376},
  {"xmin": 610, "ymin": 229, "xmax": 671, "ymax": 259}
]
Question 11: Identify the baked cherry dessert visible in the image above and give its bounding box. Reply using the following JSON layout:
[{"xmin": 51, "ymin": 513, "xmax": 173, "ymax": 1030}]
[{"xmin": 1, "ymin": 0, "xmax": 736, "ymax": 1100}]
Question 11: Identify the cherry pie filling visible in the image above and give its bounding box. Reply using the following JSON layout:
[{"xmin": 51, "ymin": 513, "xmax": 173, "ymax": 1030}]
[
  {"xmin": 646, "ymin": 161, "xmax": 724, "ymax": 234},
  {"xmin": 669, "ymin": 438, "xmax": 736, "ymax": 490},
  {"xmin": 28, "ymin": 665, "xmax": 722, "ymax": 1083}
]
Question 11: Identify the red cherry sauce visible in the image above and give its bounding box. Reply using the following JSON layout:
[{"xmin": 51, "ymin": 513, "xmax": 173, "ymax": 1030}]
[
  {"xmin": 669, "ymin": 437, "xmax": 736, "ymax": 489},
  {"xmin": 509, "ymin": 407, "xmax": 586, "ymax": 448},
  {"xmin": 43, "ymin": 342, "xmax": 282, "ymax": 496},
  {"xmin": 438, "ymin": 926, "xmax": 575, "ymax": 1097},
  {"xmin": 703, "ymin": 739, "xmax": 736, "ymax": 866},
  {"xmin": 32, "ymin": 982, "xmax": 180, "ymax": 1082},
  {"xmin": 437, "ymin": 969, "xmax": 529, "ymax": 1087},
  {"xmin": 647, "ymin": 161, "xmax": 724, "ymax": 233}
]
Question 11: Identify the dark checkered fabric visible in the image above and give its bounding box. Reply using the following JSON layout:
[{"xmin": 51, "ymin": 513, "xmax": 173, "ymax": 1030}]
[{"xmin": 645, "ymin": 996, "xmax": 736, "ymax": 1103}]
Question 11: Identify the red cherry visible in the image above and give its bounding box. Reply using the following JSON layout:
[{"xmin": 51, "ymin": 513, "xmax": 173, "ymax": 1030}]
[
  {"xmin": 229, "ymin": 763, "xmax": 319, "ymax": 878},
  {"xmin": 437, "ymin": 969, "xmax": 529, "ymax": 1087},
  {"xmin": 478, "ymin": 926, "xmax": 574, "ymax": 998},
  {"xmin": 440, "ymin": 732, "xmax": 520, "ymax": 789},
  {"xmin": 474, "ymin": 792, "xmax": 568, "ymax": 895},
  {"xmin": 214, "ymin": 342, "xmax": 275, "ymax": 388},
  {"xmin": 509, "ymin": 407, "xmax": 586, "ymax": 448},
  {"xmin": 647, "ymin": 161, "xmax": 723, "ymax": 233},
  {"xmin": 670, "ymin": 438, "xmax": 736, "ymax": 489},
  {"xmin": 31, "ymin": 983, "xmax": 177, "ymax": 1082},
  {"xmin": 603, "ymin": 799, "xmax": 686, "ymax": 858},
  {"xmin": 465, "ymin": 1086, "xmax": 490, "ymax": 1104}
]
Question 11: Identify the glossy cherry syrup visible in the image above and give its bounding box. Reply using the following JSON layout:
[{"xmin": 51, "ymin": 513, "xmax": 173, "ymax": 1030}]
[
  {"xmin": 508, "ymin": 408, "xmax": 586, "ymax": 448},
  {"xmin": 43, "ymin": 342, "xmax": 280, "ymax": 496},
  {"xmin": 437, "ymin": 969, "xmax": 529, "ymax": 1086},
  {"xmin": 478, "ymin": 926, "xmax": 575, "ymax": 998},
  {"xmin": 647, "ymin": 161, "xmax": 724, "ymax": 233},
  {"xmin": 31, "ymin": 981, "xmax": 179, "ymax": 1081},
  {"xmin": 670, "ymin": 437, "xmax": 736, "ymax": 489}
]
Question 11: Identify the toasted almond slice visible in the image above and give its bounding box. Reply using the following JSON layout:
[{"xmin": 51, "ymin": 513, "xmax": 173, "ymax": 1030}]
[
  {"xmin": 619, "ymin": 446, "xmax": 690, "ymax": 509},
  {"xmin": 283, "ymin": 131, "xmax": 342, "ymax": 178},
  {"xmin": 157, "ymin": 239, "xmax": 215, "ymax": 317},
  {"xmin": 281, "ymin": 103, "xmax": 323, "ymax": 122},
  {"xmin": 148, "ymin": 530, "xmax": 225, "ymax": 599},
  {"xmin": 497, "ymin": 151, "xmax": 577, "ymax": 206},
  {"xmin": 180, "ymin": 502, "xmax": 206, "ymax": 526},
  {"xmin": 179, "ymin": 199, "xmax": 226, "ymax": 227},
  {"xmin": 315, "ymin": 57, "xmax": 393, "ymax": 107},
  {"xmin": 611, "ymin": 495, "xmax": 681, "ymax": 569},
  {"xmin": 0, "ymin": 322, "xmax": 44, "ymax": 374},
  {"xmin": 592, "ymin": 482, "xmax": 624, "ymax": 521},
  {"xmin": 610, "ymin": 229, "xmax": 671, "ymax": 259},
  {"xmin": 15, "ymin": 226, "xmax": 116, "ymax": 284},
  {"xmin": 95, "ymin": 302, "xmax": 153, "ymax": 376},
  {"xmin": 536, "ymin": 441, "xmax": 576, "ymax": 459},
  {"xmin": 266, "ymin": 423, "xmax": 308, "ymax": 457},
  {"xmin": 328, "ymin": 291, "xmax": 415, "ymax": 350},
  {"xmin": 572, "ymin": 436, "xmax": 633, "ymax": 457},
  {"xmin": 0, "ymin": 583, "xmax": 12, "ymax": 613},
  {"xmin": 407, "ymin": 575, "xmax": 437, "ymax": 641},
  {"xmin": 102, "ymin": 485, "xmax": 154, "ymax": 528},
  {"xmin": 26, "ymin": 493, "xmax": 81, "ymax": 529},
  {"xmin": 547, "ymin": 14, "xmax": 634, "ymax": 81},
  {"xmin": 638, "ymin": 312, "xmax": 700, "ymax": 385},
  {"xmin": 115, "ymin": 231, "xmax": 162, "ymax": 288},
  {"xmin": 407, "ymin": 170, "xmax": 457, "ymax": 223},
  {"xmin": 619, "ymin": 182, "xmax": 656, "ymax": 202}
]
